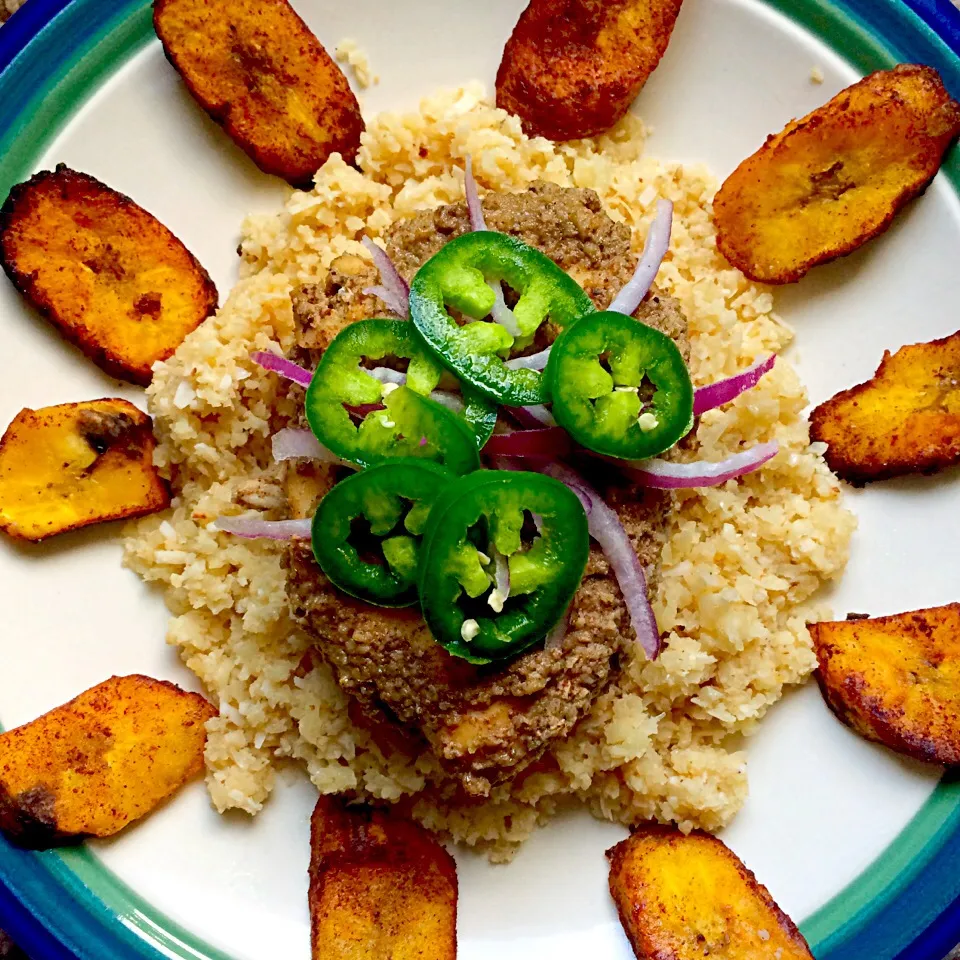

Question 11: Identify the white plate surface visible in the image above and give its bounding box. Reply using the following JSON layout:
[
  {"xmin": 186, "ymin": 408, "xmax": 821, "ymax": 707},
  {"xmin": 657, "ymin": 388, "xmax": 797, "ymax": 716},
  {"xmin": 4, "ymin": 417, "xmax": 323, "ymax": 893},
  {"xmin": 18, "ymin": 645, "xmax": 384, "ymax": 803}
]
[{"xmin": 1, "ymin": 1, "xmax": 958, "ymax": 957}]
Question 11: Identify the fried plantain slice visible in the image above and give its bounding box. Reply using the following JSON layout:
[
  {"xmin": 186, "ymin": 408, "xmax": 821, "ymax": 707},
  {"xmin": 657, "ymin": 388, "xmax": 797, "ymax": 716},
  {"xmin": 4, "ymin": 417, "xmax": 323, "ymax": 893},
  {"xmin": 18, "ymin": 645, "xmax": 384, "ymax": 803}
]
[
  {"xmin": 0, "ymin": 675, "xmax": 215, "ymax": 848},
  {"xmin": 495, "ymin": 0, "xmax": 684, "ymax": 141},
  {"xmin": 309, "ymin": 796, "xmax": 458, "ymax": 960},
  {"xmin": 811, "ymin": 605, "xmax": 960, "ymax": 764},
  {"xmin": 0, "ymin": 166, "xmax": 217, "ymax": 385},
  {"xmin": 153, "ymin": 0, "xmax": 364, "ymax": 187},
  {"xmin": 713, "ymin": 64, "xmax": 960, "ymax": 284},
  {"xmin": 810, "ymin": 329, "xmax": 960, "ymax": 483},
  {"xmin": 0, "ymin": 399, "xmax": 169, "ymax": 542},
  {"xmin": 608, "ymin": 825, "xmax": 813, "ymax": 960}
]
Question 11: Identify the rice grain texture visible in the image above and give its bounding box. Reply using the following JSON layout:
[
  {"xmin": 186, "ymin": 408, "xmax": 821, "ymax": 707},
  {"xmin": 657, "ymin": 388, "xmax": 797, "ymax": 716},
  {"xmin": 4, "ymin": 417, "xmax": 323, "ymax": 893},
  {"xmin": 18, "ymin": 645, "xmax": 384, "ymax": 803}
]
[{"xmin": 123, "ymin": 85, "xmax": 855, "ymax": 860}]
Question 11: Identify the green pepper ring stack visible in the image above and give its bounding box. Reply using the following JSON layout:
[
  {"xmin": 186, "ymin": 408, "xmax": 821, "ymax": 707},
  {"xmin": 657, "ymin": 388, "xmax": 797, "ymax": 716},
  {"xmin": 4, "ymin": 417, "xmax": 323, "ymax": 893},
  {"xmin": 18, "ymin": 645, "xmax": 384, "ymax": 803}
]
[{"xmin": 302, "ymin": 228, "xmax": 695, "ymax": 662}]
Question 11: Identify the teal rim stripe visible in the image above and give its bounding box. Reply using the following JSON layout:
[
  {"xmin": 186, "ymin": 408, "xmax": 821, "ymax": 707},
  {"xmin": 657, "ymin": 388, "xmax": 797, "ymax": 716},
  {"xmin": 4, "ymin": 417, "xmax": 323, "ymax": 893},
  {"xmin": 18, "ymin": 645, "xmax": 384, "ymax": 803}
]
[{"xmin": 0, "ymin": 1, "xmax": 959, "ymax": 959}]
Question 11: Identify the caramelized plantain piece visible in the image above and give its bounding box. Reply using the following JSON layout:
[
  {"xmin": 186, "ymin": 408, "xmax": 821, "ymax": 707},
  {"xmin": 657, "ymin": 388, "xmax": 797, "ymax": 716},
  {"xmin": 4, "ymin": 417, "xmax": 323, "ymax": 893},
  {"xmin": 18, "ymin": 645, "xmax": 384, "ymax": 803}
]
[
  {"xmin": 153, "ymin": 0, "xmax": 364, "ymax": 187},
  {"xmin": 608, "ymin": 825, "xmax": 813, "ymax": 960},
  {"xmin": 0, "ymin": 399, "xmax": 169, "ymax": 542},
  {"xmin": 810, "ymin": 329, "xmax": 960, "ymax": 483},
  {"xmin": 713, "ymin": 64, "xmax": 960, "ymax": 283},
  {"xmin": 811, "ymin": 605, "xmax": 960, "ymax": 764},
  {"xmin": 0, "ymin": 166, "xmax": 217, "ymax": 385},
  {"xmin": 0, "ymin": 675, "xmax": 215, "ymax": 848},
  {"xmin": 495, "ymin": 0, "xmax": 684, "ymax": 141},
  {"xmin": 309, "ymin": 796, "xmax": 458, "ymax": 960}
]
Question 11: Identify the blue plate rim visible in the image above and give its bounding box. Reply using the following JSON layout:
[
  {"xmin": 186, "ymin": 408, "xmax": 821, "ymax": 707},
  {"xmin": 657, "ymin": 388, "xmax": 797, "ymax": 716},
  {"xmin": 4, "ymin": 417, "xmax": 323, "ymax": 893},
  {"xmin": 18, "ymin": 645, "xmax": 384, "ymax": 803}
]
[{"xmin": 0, "ymin": 1, "xmax": 958, "ymax": 958}]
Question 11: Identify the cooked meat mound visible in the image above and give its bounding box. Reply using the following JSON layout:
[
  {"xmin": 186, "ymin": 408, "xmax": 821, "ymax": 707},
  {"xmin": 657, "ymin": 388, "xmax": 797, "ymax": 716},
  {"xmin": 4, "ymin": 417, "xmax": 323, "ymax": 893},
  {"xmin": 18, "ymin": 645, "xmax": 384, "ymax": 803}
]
[{"xmin": 285, "ymin": 183, "xmax": 690, "ymax": 797}]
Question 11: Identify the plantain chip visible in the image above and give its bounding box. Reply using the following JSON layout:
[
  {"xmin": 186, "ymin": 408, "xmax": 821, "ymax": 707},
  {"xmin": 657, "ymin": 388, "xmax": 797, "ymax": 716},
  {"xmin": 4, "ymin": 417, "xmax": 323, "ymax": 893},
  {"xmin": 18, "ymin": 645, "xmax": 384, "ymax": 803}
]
[
  {"xmin": 608, "ymin": 825, "xmax": 813, "ymax": 960},
  {"xmin": 811, "ymin": 605, "xmax": 960, "ymax": 765},
  {"xmin": 0, "ymin": 165, "xmax": 217, "ymax": 385},
  {"xmin": 495, "ymin": 0, "xmax": 684, "ymax": 141},
  {"xmin": 0, "ymin": 399, "xmax": 169, "ymax": 542},
  {"xmin": 713, "ymin": 64, "xmax": 960, "ymax": 283},
  {"xmin": 309, "ymin": 796, "xmax": 458, "ymax": 960},
  {"xmin": 810, "ymin": 329, "xmax": 960, "ymax": 483},
  {"xmin": 0, "ymin": 675, "xmax": 215, "ymax": 848},
  {"xmin": 153, "ymin": 0, "xmax": 364, "ymax": 187}
]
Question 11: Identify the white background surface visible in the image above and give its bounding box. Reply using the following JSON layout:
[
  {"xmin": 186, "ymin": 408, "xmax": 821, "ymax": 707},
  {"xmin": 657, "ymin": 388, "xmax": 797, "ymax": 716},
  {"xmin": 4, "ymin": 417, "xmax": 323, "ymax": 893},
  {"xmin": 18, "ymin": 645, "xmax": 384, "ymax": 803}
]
[{"xmin": 0, "ymin": 0, "xmax": 958, "ymax": 957}]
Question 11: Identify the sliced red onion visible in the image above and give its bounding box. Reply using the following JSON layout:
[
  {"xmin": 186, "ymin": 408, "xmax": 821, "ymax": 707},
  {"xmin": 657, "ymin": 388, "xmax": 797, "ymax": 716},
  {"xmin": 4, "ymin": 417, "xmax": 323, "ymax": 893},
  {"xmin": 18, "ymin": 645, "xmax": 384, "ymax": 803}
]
[
  {"xmin": 544, "ymin": 609, "xmax": 569, "ymax": 651},
  {"xmin": 507, "ymin": 404, "xmax": 557, "ymax": 429},
  {"xmin": 214, "ymin": 516, "xmax": 312, "ymax": 540},
  {"xmin": 505, "ymin": 347, "xmax": 551, "ymax": 372},
  {"xmin": 465, "ymin": 155, "xmax": 487, "ymax": 231},
  {"xmin": 493, "ymin": 546, "xmax": 511, "ymax": 610},
  {"xmin": 271, "ymin": 428, "xmax": 346, "ymax": 464},
  {"xmin": 484, "ymin": 427, "xmax": 572, "ymax": 459},
  {"xmin": 367, "ymin": 366, "xmax": 408, "ymax": 386},
  {"xmin": 464, "ymin": 157, "xmax": 524, "ymax": 338},
  {"xmin": 361, "ymin": 237, "xmax": 409, "ymax": 319},
  {"xmin": 608, "ymin": 199, "xmax": 673, "ymax": 316},
  {"xmin": 363, "ymin": 284, "xmax": 408, "ymax": 319},
  {"xmin": 251, "ymin": 351, "xmax": 313, "ymax": 388},
  {"xmin": 428, "ymin": 390, "xmax": 465, "ymax": 414},
  {"xmin": 623, "ymin": 441, "xmax": 779, "ymax": 489},
  {"xmin": 539, "ymin": 462, "xmax": 661, "ymax": 660},
  {"xmin": 345, "ymin": 402, "xmax": 386, "ymax": 419},
  {"xmin": 490, "ymin": 281, "xmax": 522, "ymax": 337},
  {"xmin": 693, "ymin": 354, "xmax": 776, "ymax": 415}
]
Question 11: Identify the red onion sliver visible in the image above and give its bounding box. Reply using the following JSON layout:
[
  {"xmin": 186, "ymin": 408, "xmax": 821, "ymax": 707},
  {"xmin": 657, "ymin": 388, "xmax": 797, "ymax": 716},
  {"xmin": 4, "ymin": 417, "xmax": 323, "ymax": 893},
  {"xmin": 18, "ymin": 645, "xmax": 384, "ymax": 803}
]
[
  {"xmin": 214, "ymin": 516, "xmax": 312, "ymax": 540},
  {"xmin": 484, "ymin": 427, "xmax": 572, "ymax": 459},
  {"xmin": 464, "ymin": 155, "xmax": 487, "ymax": 231},
  {"xmin": 363, "ymin": 284, "xmax": 408, "ymax": 319},
  {"xmin": 345, "ymin": 402, "xmax": 386, "ymax": 419},
  {"xmin": 489, "ymin": 281, "xmax": 522, "ymax": 337},
  {"xmin": 271, "ymin": 428, "xmax": 346, "ymax": 464},
  {"xmin": 608, "ymin": 199, "xmax": 673, "ymax": 316},
  {"xmin": 367, "ymin": 367, "xmax": 408, "ymax": 386},
  {"xmin": 507, "ymin": 404, "xmax": 557, "ymax": 429},
  {"xmin": 251, "ymin": 351, "xmax": 313, "ymax": 388},
  {"xmin": 505, "ymin": 347, "xmax": 551, "ymax": 372},
  {"xmin": 544, "ymin": 610, "xmax": 568, "ymax": 651},
  {"xmin": 693, "ymin": 355, "xmax": 776, "ymax": 416},
  {"xmin": 361, "ymin": 237, "xmax": 410, "ymax": 319},
  {"xmin": 493, "ymin": 546, "xmax": 511, "ymax": 609},
  {"xmin": 464, "ymin": 158, "xmax": 524, "ymax": 337},
  {"xmin": 538, "ymin": 462, "xmax": 661, "ymax": 660},
  {"xmin": 623, "ymin": 441, "xmax": 779, "ymax": 489},
  {"xmin": 428, "ymin": 390, "xmax": 465, "ymax": 414}
]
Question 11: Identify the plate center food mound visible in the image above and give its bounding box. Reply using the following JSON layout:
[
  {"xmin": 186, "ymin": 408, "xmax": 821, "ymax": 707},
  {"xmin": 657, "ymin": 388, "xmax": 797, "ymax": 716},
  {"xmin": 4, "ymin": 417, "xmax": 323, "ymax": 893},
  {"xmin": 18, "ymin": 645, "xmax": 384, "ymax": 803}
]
[{"xmin": 0, "ymin": 1, "xmax": 958, "ymax": 959}]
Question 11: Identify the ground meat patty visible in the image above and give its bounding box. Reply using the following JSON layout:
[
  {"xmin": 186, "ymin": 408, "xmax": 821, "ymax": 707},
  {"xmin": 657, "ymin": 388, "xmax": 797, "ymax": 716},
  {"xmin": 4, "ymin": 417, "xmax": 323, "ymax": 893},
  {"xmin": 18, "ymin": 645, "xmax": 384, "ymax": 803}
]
[{"xmin": 286, "ymin": 183, "xmax": 690, "ymax": 797}]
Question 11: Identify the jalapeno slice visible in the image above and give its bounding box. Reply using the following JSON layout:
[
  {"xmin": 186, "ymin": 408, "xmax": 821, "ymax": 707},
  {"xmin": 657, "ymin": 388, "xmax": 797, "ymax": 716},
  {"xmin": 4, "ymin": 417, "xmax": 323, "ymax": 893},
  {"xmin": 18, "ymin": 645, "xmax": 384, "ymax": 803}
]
[
  {"xmin": 418, "ymin": 470, "xmax": 589, "ymax": 663},
  {"xmin": 409, "ymin": 232, "xmax": 596, "ymax": 407},
  {"xmin": 305, "ymin": 319, "xmax": 488, "ymax": 473},
  {"xmin": 312, "ymin": 459, "xmax": 455, "ymax": 607},
  {"xmin": 546, "ymin": 310, "xmax": 694, "ymax": 460}
]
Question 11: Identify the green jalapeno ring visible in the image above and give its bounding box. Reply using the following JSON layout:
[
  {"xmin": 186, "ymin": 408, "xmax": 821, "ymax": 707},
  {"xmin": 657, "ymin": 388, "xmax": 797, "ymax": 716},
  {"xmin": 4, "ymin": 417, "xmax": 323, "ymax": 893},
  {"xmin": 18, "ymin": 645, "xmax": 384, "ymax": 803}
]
[
  {"xmin": 418, "ymin": 469, "xmax": 589, "ymax": 664},
  {"xmin": 545, "ymin": 310, "xmax": 695, "ymax": 461},
  {"xmin": 312, "ymin": 458, "xmax": 456, "ymax": 607},
  {"xmin": 304, "ymin": 319, "xmax": 485, "ymax": 474},
  {"xmin": 409, "ymin": 232, "xmax": 596, "ymax": 407}
]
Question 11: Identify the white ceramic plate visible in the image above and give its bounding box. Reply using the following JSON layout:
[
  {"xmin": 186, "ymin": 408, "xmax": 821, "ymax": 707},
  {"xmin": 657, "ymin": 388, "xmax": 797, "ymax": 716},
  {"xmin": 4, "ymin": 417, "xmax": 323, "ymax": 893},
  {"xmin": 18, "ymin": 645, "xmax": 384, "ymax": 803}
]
[{"xmin": 0, "ymin": 1, "xmax": 959, "ymax": 957}]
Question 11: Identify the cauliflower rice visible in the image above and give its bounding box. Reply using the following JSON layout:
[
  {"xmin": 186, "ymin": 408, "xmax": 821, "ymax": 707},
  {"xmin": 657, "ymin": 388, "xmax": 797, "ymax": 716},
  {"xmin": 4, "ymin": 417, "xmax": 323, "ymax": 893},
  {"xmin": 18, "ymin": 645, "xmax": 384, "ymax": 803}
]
[{"xmin": 122, "ymin": 84, "xmax": 855, "ymax": 860}]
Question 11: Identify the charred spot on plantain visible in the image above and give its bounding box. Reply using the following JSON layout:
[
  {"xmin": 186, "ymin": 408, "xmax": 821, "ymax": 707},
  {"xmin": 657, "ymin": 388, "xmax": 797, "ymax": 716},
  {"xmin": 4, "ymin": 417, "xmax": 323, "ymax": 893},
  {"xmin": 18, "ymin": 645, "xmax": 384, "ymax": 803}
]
[
  {"xmin": 83, "ymin": 244, "xmax": 127, "ymax": 282},
  {"xmin": 77, "ymin": 408, "xmax": 141, "ymax": 458},
  {"xmin": 15, "ymin": 785, "xmax": 58, "ymax": 830},
  {"xmin": 133, "ymin": 292, "xmax": 163, "ymax": 320},
  {"xmin": 805, "ymin": 160, "xmax": 855, "ymax": 205}
]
